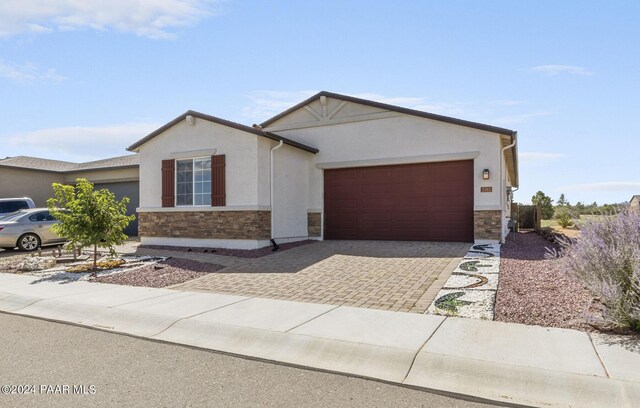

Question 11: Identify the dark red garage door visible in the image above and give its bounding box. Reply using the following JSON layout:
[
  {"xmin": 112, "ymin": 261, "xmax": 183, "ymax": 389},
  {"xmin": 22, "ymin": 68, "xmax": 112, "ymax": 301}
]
[{"xmin": 324, "ymin": 160, "xmax": 474, "ymax": 242}]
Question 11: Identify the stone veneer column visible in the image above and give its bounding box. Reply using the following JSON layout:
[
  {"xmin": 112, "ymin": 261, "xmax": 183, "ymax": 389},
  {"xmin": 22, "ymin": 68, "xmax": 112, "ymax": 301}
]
[
  {"xmin": 473, "ymin": 210, "xmax": 502, "ymax": 241},
  {"xmin": 307, "ymin": 212, "xmax": 321, "ymax": 237},
  {"xmin": 138, "ymin": 211, "xmax": 271, "ymax": 240}
]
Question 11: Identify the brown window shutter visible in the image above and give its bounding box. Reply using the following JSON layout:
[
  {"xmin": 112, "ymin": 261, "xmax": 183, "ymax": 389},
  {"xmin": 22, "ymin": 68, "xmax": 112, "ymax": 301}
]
[
  {"xmin": 161, "ymin": 159, "xmax": 175, "ymax": 207},
  {"xmin": 211, "ymin": 154, "xmax": 226, "ymax": 206}
]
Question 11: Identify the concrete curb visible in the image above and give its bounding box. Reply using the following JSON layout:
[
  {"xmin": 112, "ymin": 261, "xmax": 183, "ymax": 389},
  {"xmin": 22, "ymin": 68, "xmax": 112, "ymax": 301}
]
[
  {"xmin": 0, "ymin": 273, "xmax": 638, "ymax": 408},
  {"xmin": 153, "ymin": 318, "xmax": 417, "ymax": 383},
  {"xmin": 14, "ymin": 298, "xmax": 180, "ymax": 337},
  {"xmin": 405, "ymin": 352, "xmax": 640, "ymax": 408}
]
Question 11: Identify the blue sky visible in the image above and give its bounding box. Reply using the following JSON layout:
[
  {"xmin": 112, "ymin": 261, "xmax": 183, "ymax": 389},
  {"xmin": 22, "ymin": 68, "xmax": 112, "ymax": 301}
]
[{"xmin": 0, "ymin": 1, "xmax": 638, "ymax": 205}]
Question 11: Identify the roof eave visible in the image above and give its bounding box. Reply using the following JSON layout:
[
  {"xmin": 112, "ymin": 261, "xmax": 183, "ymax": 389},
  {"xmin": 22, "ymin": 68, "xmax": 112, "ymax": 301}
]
[
  {"xmin": 260, "ymin": 91, "xmax": 517, "ymax": 136},
  {"xmin": 127, "ymin": 110, "xmax": 318, "ymax": 154}
]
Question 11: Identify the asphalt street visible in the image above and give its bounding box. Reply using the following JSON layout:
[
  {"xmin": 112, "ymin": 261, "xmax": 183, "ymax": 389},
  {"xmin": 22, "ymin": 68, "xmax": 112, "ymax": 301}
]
[{"xmin": 0, "ymin": 312, "xmax": 499, "ymax": 408}]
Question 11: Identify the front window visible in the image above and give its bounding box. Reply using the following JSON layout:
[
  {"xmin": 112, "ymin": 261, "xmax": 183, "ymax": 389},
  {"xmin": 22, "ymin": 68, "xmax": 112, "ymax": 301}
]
[{"xmin": 176, "ymin": 157, "xmax": 211, "ymax": 206}]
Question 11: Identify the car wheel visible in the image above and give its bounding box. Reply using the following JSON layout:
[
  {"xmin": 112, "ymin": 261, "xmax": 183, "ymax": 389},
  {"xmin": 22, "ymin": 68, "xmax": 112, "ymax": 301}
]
[{"xmin": 17, "ymin": 234, "xmax": 40, "ymax": 251}]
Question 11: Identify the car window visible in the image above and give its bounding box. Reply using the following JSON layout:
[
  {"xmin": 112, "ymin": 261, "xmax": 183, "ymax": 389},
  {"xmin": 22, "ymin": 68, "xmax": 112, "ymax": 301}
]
[
  {"xmin": 28, "ymin": 211, "xmax": 51, "ymax": 222},
  {"xmin": 0, "ymin": 200, "xmax": 29, "ymax": 213},
  {"xmin": 0, "ymin": 210, "xmax": 28, "ymax": 221}
]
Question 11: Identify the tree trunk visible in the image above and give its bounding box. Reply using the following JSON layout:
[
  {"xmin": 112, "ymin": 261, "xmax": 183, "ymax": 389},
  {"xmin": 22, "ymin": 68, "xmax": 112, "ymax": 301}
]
[{"xmin": 93, "ymin": 243, "xmax": 97, "ymax": 268}]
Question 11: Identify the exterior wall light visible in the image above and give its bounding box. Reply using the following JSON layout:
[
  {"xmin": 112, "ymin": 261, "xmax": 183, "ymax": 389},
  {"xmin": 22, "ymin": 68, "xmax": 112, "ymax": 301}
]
[{"xmin": 483, "ymin": 169, "xmax": 490, "ymax": 180}]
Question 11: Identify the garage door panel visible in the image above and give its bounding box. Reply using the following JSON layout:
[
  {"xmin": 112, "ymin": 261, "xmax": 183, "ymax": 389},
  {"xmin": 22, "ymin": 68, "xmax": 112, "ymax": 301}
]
[
  {"xmin": 429, "ymin": 215, "xmax": 472, "ymax": 229},
  {"xmin": 393, "ymin": 211, "xmax": 431, "ymax": 223},
  {"xmin": 358, "ymin": 198, "xmax": 397, "ymax": 208},
  {"xmin": 324, "ymin": 160, "xmax": 473, "ymax": 242},
  {"xmin": 392, "ymin": 183, "xmax": 429, "ymax": 198}
]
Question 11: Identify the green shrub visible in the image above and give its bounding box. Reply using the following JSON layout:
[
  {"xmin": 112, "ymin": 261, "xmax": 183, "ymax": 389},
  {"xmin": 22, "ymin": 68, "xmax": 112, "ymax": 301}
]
[{"xmin": 554, "ymin": 206, "xmax": 575, "ymax": 228}]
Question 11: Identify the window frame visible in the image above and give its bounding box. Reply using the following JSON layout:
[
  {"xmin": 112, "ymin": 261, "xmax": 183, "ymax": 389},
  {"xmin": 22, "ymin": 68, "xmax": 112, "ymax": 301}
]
[{"xmin": 174, "ymin": 156, "xmax": 212, "ymax": 207}]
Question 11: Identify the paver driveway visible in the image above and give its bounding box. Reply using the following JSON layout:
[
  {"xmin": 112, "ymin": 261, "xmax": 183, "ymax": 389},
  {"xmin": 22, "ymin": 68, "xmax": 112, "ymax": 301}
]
[{"xmin": 136, "ymin": 241, "xmax": 471, "ymax": 313}]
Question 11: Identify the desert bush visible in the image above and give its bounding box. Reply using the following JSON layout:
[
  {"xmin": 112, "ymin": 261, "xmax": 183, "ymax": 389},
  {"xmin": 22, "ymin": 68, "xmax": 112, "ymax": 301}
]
[
  {"xmin": 555, "ymin": 210, "xmax": 640, "ymax": 333},
  {"xmin": 554, "ymin": 206, "xmax": 576, "ymax": 228}
]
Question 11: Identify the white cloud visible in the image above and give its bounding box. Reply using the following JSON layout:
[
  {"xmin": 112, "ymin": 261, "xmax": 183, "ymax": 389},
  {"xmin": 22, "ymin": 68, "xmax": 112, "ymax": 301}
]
[
  {"xmin": 242, "ymin": 90, "xmax": 473, "ymax": 123},
  {"xmin": 492, "ymin": 111, "xmax": 552, "ymax": 125},
  {"xmin": 528, "ymin": 65, "xmax": 593, "ymax": 76},
  {"xmin": 7, "ymin": 123, "xmax": 159, "ymax": 162},
  {"xmin": 493, "ymin": 99, "xmax": 526, "ymax": 106},
  {"xmin": 560, "ymin": 182, "xmax": 640, "ymax": 192},
  {"xmin": 0, "ymin": 0, "xmax": 218, "ymax": 39},
  {"xmin": 241, "ymin": 90, "xmax": 319, "ymax": 122},
  {"xmin": 519, "ymin": 152, "xmax": 566, "ymax": 163},
  {"xmin": 0, "ymin": 60, "xmax": 65, "ymax": 83}
]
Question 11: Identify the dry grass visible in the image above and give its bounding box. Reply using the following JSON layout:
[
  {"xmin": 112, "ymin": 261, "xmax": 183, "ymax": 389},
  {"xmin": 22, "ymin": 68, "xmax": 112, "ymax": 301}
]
[{"xmin": 540, "ymin": 219, "xmax": 580, "ymax": 238}]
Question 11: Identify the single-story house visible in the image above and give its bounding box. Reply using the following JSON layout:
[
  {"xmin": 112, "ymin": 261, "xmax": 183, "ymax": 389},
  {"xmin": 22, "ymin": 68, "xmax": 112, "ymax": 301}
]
[
  {"xmin": 630, "ymin": 195, "xmax": 640, "ymax": 212},
  {"xmin": 128, "ymin": 91, "xmax": 518, "ymax": 249},
  {"xmin": 0, "ymin": 155, "xmax": 140, "ymax": 235}
]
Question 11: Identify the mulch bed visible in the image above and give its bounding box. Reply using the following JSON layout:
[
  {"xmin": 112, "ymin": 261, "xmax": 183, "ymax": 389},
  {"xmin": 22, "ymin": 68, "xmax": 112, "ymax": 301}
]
[
  {"xmin": 140, "ymin": 240, "xmax": 316, "ymax": 258},
  {"xmin": 494, "ymin": 232, "xmax": 597, "ymax": 332},
  {"xmin": 91, "ymin": 258, "xmax": 225, "ymax": 288}
]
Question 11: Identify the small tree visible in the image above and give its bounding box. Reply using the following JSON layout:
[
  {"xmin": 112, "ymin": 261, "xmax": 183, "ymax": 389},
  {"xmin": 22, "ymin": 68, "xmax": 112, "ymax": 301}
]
[
  {"xmin": 557, "ymin": 193, "xmax": 569, "ymax": 207},
  {"xmin": 47, "ymin": 178, "xmax": 135, "ymax": 268},
  {"xmin": 532, "ymin": 191, "xmax": 554, "ymax": 219}
]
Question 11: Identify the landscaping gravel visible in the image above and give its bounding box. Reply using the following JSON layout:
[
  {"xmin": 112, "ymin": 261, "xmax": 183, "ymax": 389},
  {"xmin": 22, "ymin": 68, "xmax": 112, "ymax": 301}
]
[
  {"xmin": 140, "ymin": 240, "xmax": 316, "ymax": 258},
  {"xmin": 494, "ymin": 232, "xmax": 596, "ymax": 332},
  {"xmin": 91, "ymin": 258, "xmax": 225, "ymax": 288},
  {"xmin": 0, "ymin": 252, "xmax": 29, "ymax": 273}
]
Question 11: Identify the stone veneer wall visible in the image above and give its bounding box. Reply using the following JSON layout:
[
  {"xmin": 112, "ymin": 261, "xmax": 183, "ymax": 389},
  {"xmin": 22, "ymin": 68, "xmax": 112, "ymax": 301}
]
[
  {"xmin": 138, "ymin": 211, "xmax": 271, "ymax": 240},
  {"xmin": 308, "ymin": 212, "xmax": 321, "ymax": 237},
  {"xmin": 473, "ymin": 210, "xmax": 502, "ymax": 240}
]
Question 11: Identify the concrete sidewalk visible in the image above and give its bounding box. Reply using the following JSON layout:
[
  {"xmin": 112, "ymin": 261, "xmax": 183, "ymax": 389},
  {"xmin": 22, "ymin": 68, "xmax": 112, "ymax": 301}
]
[{"xmin": 0, "ymin": 273, "xmax": 638, "ymax": 408}]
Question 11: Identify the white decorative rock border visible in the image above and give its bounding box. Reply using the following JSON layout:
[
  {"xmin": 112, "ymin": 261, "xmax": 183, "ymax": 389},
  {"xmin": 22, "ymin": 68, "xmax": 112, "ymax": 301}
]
[{"xmin": 427, "ymin": 243, "xmax": 501, "ymax": 320}]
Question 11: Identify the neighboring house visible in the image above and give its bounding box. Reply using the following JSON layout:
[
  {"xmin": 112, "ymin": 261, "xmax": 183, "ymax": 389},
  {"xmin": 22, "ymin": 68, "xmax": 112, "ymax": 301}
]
[
  {"xmin": 128, "ymin": 91, "xmax": 518, "ymax": 249},
  {"xmin": 0, "ymin": 155, "xmax": 140, "ymax": 235},
  {"xmin": 631, "ymin": 195, "xmax": 640, "ymax": 212}
]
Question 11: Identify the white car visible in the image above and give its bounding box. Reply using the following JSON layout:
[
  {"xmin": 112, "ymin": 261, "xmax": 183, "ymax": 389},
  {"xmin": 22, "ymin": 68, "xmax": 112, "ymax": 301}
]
[
  {"xmin": 0, "ymin": 208, "xmax": 66, "ymax": 251},
  {"xmin": 0, "ymin": 197, "xmax": 36, "ymax": 219}
]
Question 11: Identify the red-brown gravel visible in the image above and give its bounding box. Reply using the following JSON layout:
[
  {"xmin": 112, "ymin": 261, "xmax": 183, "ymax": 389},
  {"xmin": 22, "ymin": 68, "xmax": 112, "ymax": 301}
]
[
  {"xmin": 140, "ymin": 240, "xmax": 316, "ymax": 258},
  {"xmin": 91, "ymin": 258, "xmax": 225, "ymax": 288},
  {"xmin": 494, "ymin": 232, "xmax": 596, "ymax": 332}
]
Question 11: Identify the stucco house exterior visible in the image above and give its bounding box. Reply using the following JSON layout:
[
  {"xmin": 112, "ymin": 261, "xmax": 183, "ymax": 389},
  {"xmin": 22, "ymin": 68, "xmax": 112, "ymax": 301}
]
[
  {"xmin": 128, "ymin": 91, "xmax": 518, "ymax": 249},
  {"xmin": 0, "ymin": 155, "xmax": 140, "ymax": 235}
]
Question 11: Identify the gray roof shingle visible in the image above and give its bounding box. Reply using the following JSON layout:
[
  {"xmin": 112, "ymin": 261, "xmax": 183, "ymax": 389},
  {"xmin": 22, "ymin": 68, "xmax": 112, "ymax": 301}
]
[{"xmin": 0, "ymin": 154, "xmax": 139, "ymax": 173}]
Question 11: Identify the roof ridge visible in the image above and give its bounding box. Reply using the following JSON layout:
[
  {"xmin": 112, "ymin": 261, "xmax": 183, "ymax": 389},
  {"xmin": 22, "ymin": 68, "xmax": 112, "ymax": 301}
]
[
  {"xmin": 0, "ymin": 154, "xmax": 139, "ymax": 172},
  {"xmin": 259, "ymin": 90, "xmax": 517, "ymax": 136},
  {"xmin": 0, "ymin": 155, "xmax": 77, "ymax": 164}
]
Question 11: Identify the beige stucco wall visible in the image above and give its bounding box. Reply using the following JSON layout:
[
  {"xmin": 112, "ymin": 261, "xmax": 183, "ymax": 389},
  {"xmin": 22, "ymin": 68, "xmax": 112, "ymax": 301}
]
[
  {"xmin": 137, "ymin": 118, "xmax": 262, "ymax": 208},
  {"xmin": 0, "ymin": 167, "xmax": 63, "ymax": 206},
  {"xmin": 271, "ymin": 143, "xmax": 311, "ymax": 239},
  {"xmin": 267, "ymin": 106, "xmax": 504, "ymax": 211}
]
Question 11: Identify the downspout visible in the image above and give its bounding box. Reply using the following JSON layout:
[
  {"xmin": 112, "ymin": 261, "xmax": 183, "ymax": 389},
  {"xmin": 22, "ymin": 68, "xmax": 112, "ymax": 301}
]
[
  {"xmin": 270, "ymin": 140, "xmax": 284, "ymax": 248},
  {"xmin": 500, "ymin": 133, "xmax": 517, "ymax": 243}
]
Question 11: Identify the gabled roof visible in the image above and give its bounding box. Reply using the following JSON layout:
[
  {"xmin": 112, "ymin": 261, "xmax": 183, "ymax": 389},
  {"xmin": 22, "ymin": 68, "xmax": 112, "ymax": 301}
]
[
  {"xmin": 260, "ymin": 91, "xmax": 517, "ymax": 136},
  {"xmin": 0, "ymin": 154, "xmax": 139, "ymax": 173},
  {"xmin": 127, "ymin": 110, "xmax": 319, "ymax": 154}
]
